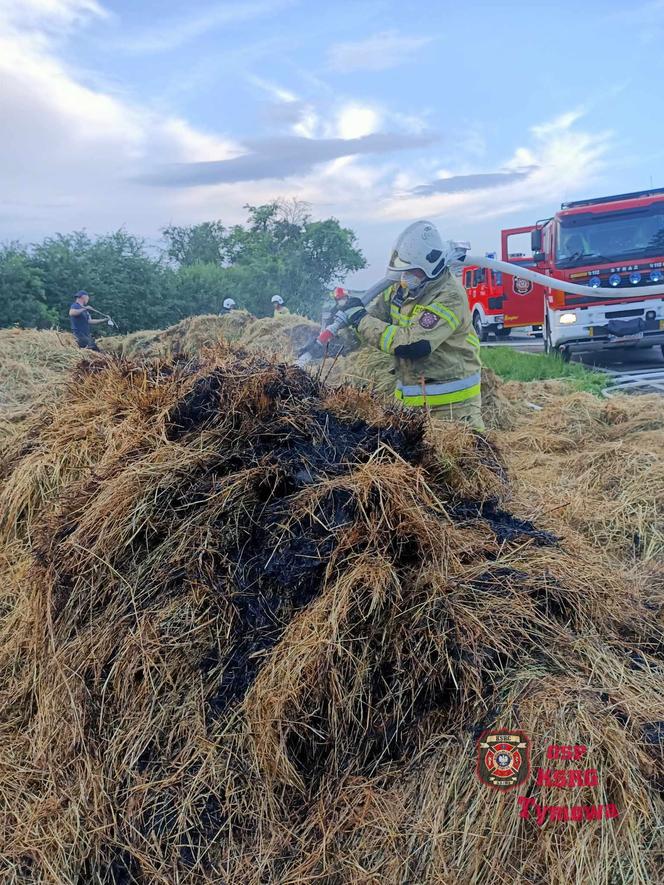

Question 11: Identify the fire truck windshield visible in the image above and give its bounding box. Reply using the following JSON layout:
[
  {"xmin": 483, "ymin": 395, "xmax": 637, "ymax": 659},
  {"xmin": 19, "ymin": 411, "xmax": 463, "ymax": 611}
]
[{"xmin": 555, "ymin": 203, "xmax": 664, "ymax": 267}]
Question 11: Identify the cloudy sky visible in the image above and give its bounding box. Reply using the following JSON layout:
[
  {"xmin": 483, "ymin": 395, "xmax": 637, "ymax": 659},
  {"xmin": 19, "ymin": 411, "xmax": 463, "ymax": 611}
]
[{"xmin": 2, "ymin": 0, "xmax": 663, "ymax": 283}]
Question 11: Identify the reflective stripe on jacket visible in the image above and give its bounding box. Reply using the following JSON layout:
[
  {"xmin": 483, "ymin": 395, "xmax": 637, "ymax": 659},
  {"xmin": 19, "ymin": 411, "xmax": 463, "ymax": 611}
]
[{"xmin": 356, "ymin": 269, "xmax": 482, "ymax": 409}]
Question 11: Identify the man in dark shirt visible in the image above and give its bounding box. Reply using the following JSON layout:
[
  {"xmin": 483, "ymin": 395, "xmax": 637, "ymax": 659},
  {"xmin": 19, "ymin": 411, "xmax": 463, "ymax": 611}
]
[{"xmin": 68, "ymin": 291, "xmax": 105, "ymax": 350}]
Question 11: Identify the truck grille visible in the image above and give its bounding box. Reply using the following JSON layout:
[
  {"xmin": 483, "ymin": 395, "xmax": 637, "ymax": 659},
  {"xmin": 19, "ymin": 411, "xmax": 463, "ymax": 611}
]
[{"xmin": 605, "ymin": 308, "xmax": 645, "ymax": 318}]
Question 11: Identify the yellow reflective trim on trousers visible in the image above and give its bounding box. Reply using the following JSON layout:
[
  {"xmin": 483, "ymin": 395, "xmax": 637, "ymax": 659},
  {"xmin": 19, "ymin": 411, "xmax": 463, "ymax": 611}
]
[
  {"xmin": 394, "ymin": 383, "xmax": 482, "ymax": 407},
  {"xmin": 379, "ymin": 324, "xmax": 398, "ymax": 353}
]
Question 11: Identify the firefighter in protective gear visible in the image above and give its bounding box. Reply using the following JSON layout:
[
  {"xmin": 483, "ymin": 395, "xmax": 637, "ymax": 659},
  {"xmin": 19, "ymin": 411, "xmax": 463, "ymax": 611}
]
[
  {"xmin": 271, "ymin": 294, "xmax": 290, "ymax": 316},
  {"xmin": 337, "ymin": 221, "xmax": 484, "ymax": 431},
  {"xmin": 220, "ymin": 298, "xmax": 237, "ymax": 315}
]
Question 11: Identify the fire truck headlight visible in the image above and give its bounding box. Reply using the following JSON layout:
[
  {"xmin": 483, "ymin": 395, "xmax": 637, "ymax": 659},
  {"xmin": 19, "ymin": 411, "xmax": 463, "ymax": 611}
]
[
  {"xmin": 609, "ymin": 273, "xmax": 622, "ymax": 287},
  {"xmin": 588, "ymin": 275, "xmax": 601, "ymax": 288},
  {"xmin": 559, "ymin": 313, "xmax": 578, "ymax": 325},
  {"xmin": 629, "ymin": 272, "xmax": 642, "ymax": 285},
  {"xmin": 649, "ymin": 270, "xmax": 662, "ymax": 283}
]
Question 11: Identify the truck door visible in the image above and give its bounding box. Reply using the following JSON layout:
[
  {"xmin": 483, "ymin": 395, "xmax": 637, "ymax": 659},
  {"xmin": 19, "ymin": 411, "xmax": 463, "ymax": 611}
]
[
  {"xmin": 462, "ymin": 266, "xmax": 476, "ymax": 310},
  {"xmin": 500, "ymin": 227, "xmax": 546, "ymax": 328}
]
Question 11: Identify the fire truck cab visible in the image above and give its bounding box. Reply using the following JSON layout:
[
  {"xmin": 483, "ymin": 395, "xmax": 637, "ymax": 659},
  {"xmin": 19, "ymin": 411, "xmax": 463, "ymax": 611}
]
[{"xmin": 529, "ymin": 188, "xmax": 664, "ymax": 358}]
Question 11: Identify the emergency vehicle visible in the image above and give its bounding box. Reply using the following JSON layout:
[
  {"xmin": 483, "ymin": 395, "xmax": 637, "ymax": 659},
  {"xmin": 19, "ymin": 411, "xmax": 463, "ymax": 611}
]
[
  {"xmin": 463, "ymin": 251, "xmax": 542, "ymax": 341},
  {"xmin": 523, "ymin": 188, "xmax": 664, "ymax": 357}
]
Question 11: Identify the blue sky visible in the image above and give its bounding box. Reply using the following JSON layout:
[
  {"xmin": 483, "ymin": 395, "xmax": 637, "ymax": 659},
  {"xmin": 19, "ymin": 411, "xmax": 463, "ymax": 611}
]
[{"xmin": 1, "ymin": 0, "xmax": 663, "ymax": 283}]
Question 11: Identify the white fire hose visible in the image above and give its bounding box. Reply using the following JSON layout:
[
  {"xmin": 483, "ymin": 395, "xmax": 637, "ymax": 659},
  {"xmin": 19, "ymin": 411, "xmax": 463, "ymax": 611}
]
[{"xmin": 463, "ymin": 254, "xmax": 664, "ymax": 299}]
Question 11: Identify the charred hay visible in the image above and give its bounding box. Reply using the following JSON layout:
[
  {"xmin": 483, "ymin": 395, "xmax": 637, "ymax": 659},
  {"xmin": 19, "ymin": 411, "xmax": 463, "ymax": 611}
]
[{"xmin": 0, "ymin": 347, "xmax": 662, "ymax": 884}]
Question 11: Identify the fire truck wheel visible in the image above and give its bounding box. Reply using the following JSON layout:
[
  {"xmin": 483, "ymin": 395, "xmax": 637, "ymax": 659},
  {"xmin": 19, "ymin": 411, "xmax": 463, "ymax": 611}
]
[
  {"xmin": 473, "ymin": 313, "xmax": 488, "ymax": 342},
  {"xmin": 496, "ymin": 328, "xmax": 512, "ymax": 338}
]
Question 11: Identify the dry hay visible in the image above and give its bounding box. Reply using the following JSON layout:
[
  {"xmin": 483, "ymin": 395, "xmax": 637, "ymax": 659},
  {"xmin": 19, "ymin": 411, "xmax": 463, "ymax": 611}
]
[
  {"xmin": 0, "ymin": 347, "xmax": 662, "ymax": 884},
  {"xmin": 480, "ymin": 367, "xmax": 527, "ymax": 431},
  {"xmin": 499, "ymin": 389, "xmax": 664, "ymax": 563},
  {"xmin": 104, "ymin": 328, "xmax": 166, "ymax": 359},
  {"xmin": 326, "ymin": 346, "xmax": 394, "ymax": 395},
  {"xmin": 0, "ymin": 328, "xmax": 81, "ymax": 444},
  {"xmin": 106, "ymin": 313, "xmax": 316, "ymax": 363},
  {"xmin": 238, "ymin": 311, "xmax": 320, "ymax": 359},
  {"xmin": 105, "ymin": 313, "xmax": 255, "ymax": 360}
]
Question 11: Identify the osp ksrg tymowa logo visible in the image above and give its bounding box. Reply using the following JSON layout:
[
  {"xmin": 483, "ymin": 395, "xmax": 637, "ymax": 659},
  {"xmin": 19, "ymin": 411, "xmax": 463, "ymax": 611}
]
[
  {"xmin": 476, "ymin": 729, "xmax": 530, "ymax": 791},
  {"xmin": 513, "ymin": 276, "xmax": 533, "ymax": 296}
]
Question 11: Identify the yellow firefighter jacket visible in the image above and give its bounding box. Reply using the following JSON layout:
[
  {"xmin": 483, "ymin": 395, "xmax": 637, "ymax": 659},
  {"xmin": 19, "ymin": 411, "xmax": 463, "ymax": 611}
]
[{"xmin": 356, "ymin": 269, "xmax": 483, "ymax": 427}]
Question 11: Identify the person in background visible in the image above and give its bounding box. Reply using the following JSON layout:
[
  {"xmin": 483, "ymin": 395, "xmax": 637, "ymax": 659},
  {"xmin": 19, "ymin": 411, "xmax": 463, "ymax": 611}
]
[
  {"xmin": 68, "ymin": 291, "xmax": 106, "ymax": 351},
  {"xmin": 335, "ymin": 220, "xmax": 484, "ymax": 431},
  {"xmin": 220, "ymin": 298, "xmax": 237, "ymax": 315},
  {"xmin": 271, "ymin": 295, "xmax": 290, "ymax": 316}
]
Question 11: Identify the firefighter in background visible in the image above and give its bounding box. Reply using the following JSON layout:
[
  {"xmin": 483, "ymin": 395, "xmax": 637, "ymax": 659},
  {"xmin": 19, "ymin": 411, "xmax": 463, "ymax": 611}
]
[
  {"xmin": 336, "ymin": 221, "xmax": 484, "ymax": 431},
  {"xmin": 220, "ymin": 298, "xmax": 237, "ymax": 315},
  {"xmin": 271, "ymin": 295, "xmax": 290, "ymax": 316}
]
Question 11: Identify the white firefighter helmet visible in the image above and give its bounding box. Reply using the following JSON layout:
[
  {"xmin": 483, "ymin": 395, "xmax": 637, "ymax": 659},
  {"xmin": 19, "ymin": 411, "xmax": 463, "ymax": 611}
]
[
  {"xmin": 222, "ymin": 298, "xmax": 236, "ymax": 310},
  {"xmin": 271, "ymin": 295, "xmax": 285, "ymax": 305},
  {"xmin": 387, "ymin": 220, "xmax": 448, "ymax": 281}
]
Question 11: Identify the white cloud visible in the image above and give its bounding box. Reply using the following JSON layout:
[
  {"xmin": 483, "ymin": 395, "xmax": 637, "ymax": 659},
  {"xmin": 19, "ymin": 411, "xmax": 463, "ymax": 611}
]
[
  {"xmin": 293, "ymin": 109, "xmax": 319, "ymax": 138},
  {"xmin": 328, "ymin": 30, "xmax": 434, "ymax": 72},
  {"xmin": 0, "ymin": 0, "xmax": 106, "ymax": 30},
  {"xmin": 375, "ymin": 110, "xmax": 611, "ymax": 224},
  {"xmin": 249, "ymin": 74, "xmax": 298, "ymax": 105},
  {"xmin": 0, "ymin": 3, "xmax": 406, "ymax": 241},
  {"xmin": 531, "ymin": 108, "xmax": 584, "ymax": 138},
  {"xmin": 0, "ymin": 6, "xmax": 244, "ymax": 238},
  {"xmin": 334, "ymin": 104, "xmax": 381, "ymax": 139},
  {"xmin": 249, "ymin": 74, "xmax": 384, "ymax": 143},
  {"xmin": 0, "ymin": 0, "xmax": 617, "ymax": 284}
]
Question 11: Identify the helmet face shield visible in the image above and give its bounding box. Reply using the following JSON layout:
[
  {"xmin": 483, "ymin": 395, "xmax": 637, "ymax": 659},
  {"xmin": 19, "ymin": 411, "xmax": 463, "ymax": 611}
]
[{"xmin": 388, "ymin": 248, "xmax": 413, "ymax": 272}]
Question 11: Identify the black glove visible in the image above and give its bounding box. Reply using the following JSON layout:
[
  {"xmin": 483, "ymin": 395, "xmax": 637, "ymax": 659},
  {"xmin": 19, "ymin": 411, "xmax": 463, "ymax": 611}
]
[{"xmin": 337, "ymin": 296, "xmax": 367, "ymax": 328}]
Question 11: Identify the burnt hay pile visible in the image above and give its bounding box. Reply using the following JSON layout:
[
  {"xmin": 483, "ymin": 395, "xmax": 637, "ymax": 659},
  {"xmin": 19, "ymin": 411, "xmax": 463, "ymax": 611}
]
[{"xmin": 0, "ymin": 347, "xmax": 663, "ymax": 884}]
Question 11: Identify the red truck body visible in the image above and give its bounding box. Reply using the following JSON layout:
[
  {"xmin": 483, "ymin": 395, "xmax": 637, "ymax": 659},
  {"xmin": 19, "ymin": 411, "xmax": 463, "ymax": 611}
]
[
  {"xmin": 463, "ymin": 241, "xmax": 543, "ymax": 340},
  {"xmin": 464, "ymin": 187, "xmax": 664, "ymax": 354},
  {"xmin": 531, "ymin": 188, "xmax": 664, "ymax": 354}
]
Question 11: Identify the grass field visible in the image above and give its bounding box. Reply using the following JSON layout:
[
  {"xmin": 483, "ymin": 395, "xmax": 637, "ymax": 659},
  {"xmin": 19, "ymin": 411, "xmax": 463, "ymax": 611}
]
[{"xmin": 481, "ymin": 345, "xmax": 608, "ymax": 393}]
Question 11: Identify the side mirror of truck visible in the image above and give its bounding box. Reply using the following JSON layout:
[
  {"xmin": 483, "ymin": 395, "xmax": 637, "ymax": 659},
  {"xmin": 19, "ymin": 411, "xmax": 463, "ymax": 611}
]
[
  {"xmin": 533, "ymin": 251, "xmax": 546, "ymax": 263},
  {"xmin": 531, "ymin": 228, "xmax": 543, "ymax": 252}
]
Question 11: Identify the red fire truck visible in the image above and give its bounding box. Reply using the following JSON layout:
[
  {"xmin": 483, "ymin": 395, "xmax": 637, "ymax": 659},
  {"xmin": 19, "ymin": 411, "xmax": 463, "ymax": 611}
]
[
  {"xmin": 462, "ymin": 248, "xmax": 543, "ymax": 341},
  {"xmin": 517, "ymin": 188, "xmax": 664, "ymax": 357}
]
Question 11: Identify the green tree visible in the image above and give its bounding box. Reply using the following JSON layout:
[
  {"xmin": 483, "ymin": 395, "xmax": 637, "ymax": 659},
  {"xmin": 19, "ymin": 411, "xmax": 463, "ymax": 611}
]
[
  {"xmin": 161, "ymin": 221, "xmax": 227, "ymax": 266},
  {"xmin": 31, "ymin": 231, "xmax": 167, "ymax": 333},
  {"xmin": 0, "ymin": 203, "xmax": 366, "ymax": 332},
  {"xmin": 0, "ymin": 245, "xmax": 56, "ymax": 328},
  {"xmin": 202, "ymin": 201, "xmax": 366, "ymax": 317},
  {"xmin": 168, "ymin": 263, "xmax": 232, "ymax": 318}
]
